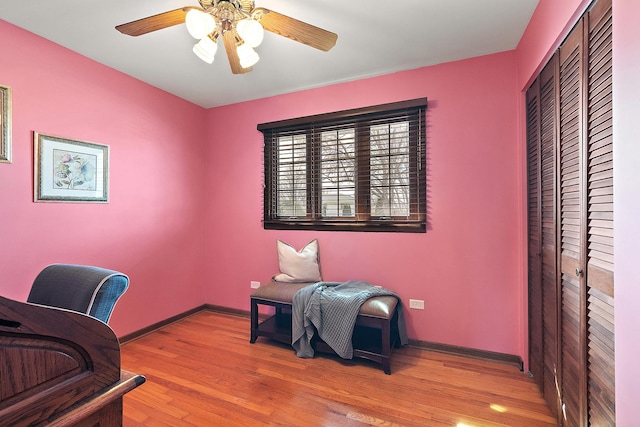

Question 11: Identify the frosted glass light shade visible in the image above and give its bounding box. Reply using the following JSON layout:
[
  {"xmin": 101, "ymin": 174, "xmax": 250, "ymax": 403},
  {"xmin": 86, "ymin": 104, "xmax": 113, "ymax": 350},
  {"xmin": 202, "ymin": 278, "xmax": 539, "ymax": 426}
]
[
  {"xmin": 237, "ymin": 43, "xmax": 259, "ymax": 68},
  {"xmin": 193, "ymin": 37, "xmax": 218, "ymax": 64},
  {"xmin": 186, "ymin": 10, "xmax": 216, "ymax": 40},
  {"xmin": 236, "ymin": 19, "xmax": 264, "ymax": 48}
]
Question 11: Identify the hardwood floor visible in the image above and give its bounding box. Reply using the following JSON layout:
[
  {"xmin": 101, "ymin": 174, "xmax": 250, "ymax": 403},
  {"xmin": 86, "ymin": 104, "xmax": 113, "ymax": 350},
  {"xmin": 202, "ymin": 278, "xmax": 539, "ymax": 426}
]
[{"xmin": 120, "ymin": 311, "xmax": 556, "ymax": 426}]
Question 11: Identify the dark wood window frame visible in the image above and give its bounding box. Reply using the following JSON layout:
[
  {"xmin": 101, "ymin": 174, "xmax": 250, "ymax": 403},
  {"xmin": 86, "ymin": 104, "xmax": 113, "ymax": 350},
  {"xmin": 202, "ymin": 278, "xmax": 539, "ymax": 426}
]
[{"xmin": 258, "ymin": 98, "xmax": 427, "ymax": 233}]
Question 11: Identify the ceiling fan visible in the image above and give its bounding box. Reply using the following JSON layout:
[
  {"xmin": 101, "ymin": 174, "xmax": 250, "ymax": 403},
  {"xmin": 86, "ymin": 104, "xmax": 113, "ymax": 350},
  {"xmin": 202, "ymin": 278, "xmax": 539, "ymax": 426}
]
[{"xmin": 116, "ymin": 0, "xmax": 338, "ymax": 74}]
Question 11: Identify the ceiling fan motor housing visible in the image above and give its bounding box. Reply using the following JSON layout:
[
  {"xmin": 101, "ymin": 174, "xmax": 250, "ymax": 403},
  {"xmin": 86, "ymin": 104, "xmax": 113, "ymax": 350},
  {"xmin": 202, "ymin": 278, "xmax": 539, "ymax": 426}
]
[{"xmin": 200, "ymin": 0, "xmax": 254, "ymax": 14}]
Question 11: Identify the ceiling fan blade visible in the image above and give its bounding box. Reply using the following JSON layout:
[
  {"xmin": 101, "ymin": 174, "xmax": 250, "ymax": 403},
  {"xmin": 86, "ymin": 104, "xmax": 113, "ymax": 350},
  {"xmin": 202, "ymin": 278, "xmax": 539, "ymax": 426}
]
[
  {"xmin": 223, "ymin": 30, "xmax": 252, "ymax": 74},
  {"xmin": 116, "ymin": 7, "xmax": 196, "ymax": 37},
  {"xmin": 253, "ymin": 8, "xmax": 337, "ymax": 52}
]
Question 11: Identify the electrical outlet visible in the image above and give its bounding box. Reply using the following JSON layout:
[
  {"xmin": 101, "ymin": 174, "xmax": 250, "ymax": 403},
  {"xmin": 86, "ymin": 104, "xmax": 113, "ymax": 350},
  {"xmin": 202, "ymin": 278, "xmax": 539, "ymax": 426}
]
[
  {"xmin": 409, "ymin": 299, "xmax": 424, "ymax": 310},
  {"xmin": 250, "ymin": 281, "xmax": 260, "ymax": 289}
]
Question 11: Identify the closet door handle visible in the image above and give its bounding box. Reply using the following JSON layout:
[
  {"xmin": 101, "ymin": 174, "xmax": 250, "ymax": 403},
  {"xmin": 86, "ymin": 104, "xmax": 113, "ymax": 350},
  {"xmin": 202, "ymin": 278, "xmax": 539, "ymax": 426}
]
[{"xmin": 575, "ymin": 268, "xmax": 583, "ymax": 277}]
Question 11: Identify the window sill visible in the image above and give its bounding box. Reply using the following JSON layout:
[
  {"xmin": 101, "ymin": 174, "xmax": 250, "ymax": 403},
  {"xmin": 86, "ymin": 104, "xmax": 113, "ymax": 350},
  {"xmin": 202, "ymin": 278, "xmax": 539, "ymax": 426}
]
[{"xmin": 263, "ymin": 220, "xmax": 426, "ymax": 233}]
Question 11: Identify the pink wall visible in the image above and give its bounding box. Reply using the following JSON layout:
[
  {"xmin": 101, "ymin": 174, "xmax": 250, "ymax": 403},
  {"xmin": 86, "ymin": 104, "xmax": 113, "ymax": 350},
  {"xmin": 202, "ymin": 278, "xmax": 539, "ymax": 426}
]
[
  {"xmin": 1, "ymin": 17, "xmax": 524, "ymax": 357},
  {"xmin": 0, "ymin": 20, "xmax": 209, "ymax": 336},
  {"xmin": 612, "ymin": 0, "xmax": 640, "ymax": 424},
  {"xmin": 205, "ymin": 52, "xmax": 523, "ymax": 355},
  {"xmin": 516, "ymin": 0, "xmax": 591, "ymax": 90}
]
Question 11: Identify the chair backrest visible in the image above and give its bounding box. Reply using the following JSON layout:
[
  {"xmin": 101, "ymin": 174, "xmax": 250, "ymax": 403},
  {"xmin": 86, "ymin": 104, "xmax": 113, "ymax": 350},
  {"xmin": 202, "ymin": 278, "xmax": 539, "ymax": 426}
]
[{"xmin": 27, "ymin": 264, "xmax": 129, "ymax": 324}]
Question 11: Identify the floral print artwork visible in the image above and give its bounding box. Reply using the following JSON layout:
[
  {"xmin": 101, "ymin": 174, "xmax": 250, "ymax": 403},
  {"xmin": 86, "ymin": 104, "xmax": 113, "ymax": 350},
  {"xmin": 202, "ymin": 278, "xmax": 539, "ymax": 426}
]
[
  {"xmin": 35, "ymin": 133, "xmax": 108, "ymax": 202},
  {"xmin": 53, "ymin": 149, "xmax": 97, "ymax": 191}
]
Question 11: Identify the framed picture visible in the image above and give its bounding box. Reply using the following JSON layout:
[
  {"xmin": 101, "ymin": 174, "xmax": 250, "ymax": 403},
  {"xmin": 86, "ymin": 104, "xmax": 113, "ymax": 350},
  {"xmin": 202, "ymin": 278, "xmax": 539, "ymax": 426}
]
[
  {"xmin": 0, "ymin": 84, "xmax": 10, "ymax": 163},
  {"xmin": 34, "ymin": 132, "xmax": 109, "ymax": 203}
]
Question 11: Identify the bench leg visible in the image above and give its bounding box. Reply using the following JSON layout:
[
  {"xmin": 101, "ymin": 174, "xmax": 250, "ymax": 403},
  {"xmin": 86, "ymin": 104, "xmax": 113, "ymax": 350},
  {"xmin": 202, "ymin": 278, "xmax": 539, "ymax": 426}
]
[
  {"xmin": 381, "ymin": 318, "xmax": 391, "ymax": 375},
  {"xmin": 275, "ymin": 306, "xmax": 286, "ymax": 328},
  {"xmin": 392, "ymin": 311, "xmax": 401, "ymax": 348},
  {"xmin": 250, "ymin": 298, "xmax": 258, "ymax": 343}
]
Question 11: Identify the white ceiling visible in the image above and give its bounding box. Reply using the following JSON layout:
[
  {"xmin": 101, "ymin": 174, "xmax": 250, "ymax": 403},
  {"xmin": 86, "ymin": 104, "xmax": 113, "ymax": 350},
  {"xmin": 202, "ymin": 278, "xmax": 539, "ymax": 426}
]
[{"xmin": 1, "ymin": 0, "xmax": 539, "ymax": 108}]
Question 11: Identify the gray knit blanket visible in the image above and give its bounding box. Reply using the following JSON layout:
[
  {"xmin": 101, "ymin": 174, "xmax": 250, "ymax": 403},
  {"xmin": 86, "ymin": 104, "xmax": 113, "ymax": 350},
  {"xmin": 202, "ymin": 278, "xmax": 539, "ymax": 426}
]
[{"xmin": 292, "ymin": 280, "xmax": 408, "ymax": 359}]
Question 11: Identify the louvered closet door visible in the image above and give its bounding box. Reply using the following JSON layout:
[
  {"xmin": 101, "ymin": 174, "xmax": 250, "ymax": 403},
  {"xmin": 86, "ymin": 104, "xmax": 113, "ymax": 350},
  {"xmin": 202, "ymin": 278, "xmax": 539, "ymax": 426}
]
[
  {"xmin": 527, "ymin": 55, "xmax": 560, "ymax": 422},
  {"xmin": 526, "ymin": 78, "xmax": 543, "ymax": 392},
  {"xmin": 585, "ymin": 0, "xmax": 614, "ymax": 425},
  {"xmin": 558, "ymin": 19, "xmax": 587, "ymax": 427},
  {"xmin": 539, "ymin": 58, "xmax": 560, "ymax": 421},
  {"xmin": 527, "ymin": 1, "xmax": 613, "ymax": 425}
]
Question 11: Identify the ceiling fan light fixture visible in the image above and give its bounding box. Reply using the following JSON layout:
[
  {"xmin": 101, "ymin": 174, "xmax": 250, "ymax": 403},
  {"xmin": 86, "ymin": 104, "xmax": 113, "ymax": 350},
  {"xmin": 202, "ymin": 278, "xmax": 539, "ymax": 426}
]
[
  {"xmin": 237, "ymin": 43, "xmax": 259, "ymax": 68},
  {"xmin": 236, "ymin": 18, "xmax": 264, "ymax": 48},
  {"xmin": 193, "ymin": 35, "xmax": 218, "ymax": 64},
  {"xmin": 116, "ymin": 2, "xmax": 338, "ymax": 75},
  {"xmin": 186, "ymin": 9, "xmax": 216, "ymax": 39}
]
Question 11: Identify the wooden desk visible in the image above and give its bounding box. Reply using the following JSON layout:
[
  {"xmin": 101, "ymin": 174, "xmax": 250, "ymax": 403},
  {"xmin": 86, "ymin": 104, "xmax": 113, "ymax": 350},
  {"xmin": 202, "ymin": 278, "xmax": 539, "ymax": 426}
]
[{"xmin": 0, "ymin": 295, "xmax": 144, "ymax": 426}]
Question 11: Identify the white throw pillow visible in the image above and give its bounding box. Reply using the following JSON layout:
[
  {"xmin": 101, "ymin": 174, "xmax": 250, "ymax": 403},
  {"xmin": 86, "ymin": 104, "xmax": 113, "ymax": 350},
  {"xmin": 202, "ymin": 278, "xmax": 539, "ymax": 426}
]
[{"xmin": 273, "ymin": 239, "xmax": 322, "ymax": 283}]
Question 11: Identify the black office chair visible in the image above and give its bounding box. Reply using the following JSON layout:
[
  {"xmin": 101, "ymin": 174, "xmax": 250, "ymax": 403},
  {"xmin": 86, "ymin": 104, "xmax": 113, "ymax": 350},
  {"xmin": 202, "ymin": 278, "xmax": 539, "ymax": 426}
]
[{"xmin": 27, "ymin": 264, "xmax": 129, "ymax": 324}]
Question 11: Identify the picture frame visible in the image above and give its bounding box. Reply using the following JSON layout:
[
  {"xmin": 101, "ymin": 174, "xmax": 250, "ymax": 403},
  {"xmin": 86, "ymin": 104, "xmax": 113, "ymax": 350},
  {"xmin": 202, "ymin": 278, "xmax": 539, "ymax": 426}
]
[
  {"xmin": 34, "ymin": 132, "xmax": 109, "ymax": 203},
  {"xmin": 0, "ymin": 84, "xmax": 11, "ymax": 163}
]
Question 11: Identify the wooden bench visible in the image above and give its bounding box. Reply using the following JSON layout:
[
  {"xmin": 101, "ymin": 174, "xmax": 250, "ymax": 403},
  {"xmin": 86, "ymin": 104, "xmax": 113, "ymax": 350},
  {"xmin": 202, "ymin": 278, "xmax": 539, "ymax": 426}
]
[{"xmin": 250, "ymin": 281, "xmax": 401, "ymax": 374}]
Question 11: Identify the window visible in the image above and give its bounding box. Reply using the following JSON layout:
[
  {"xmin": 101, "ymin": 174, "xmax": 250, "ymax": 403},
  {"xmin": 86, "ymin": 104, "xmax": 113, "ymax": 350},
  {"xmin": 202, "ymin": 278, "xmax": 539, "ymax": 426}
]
[{"xmin": 259, "ymin": 98, "xmax": 427, "ymax": 232}]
